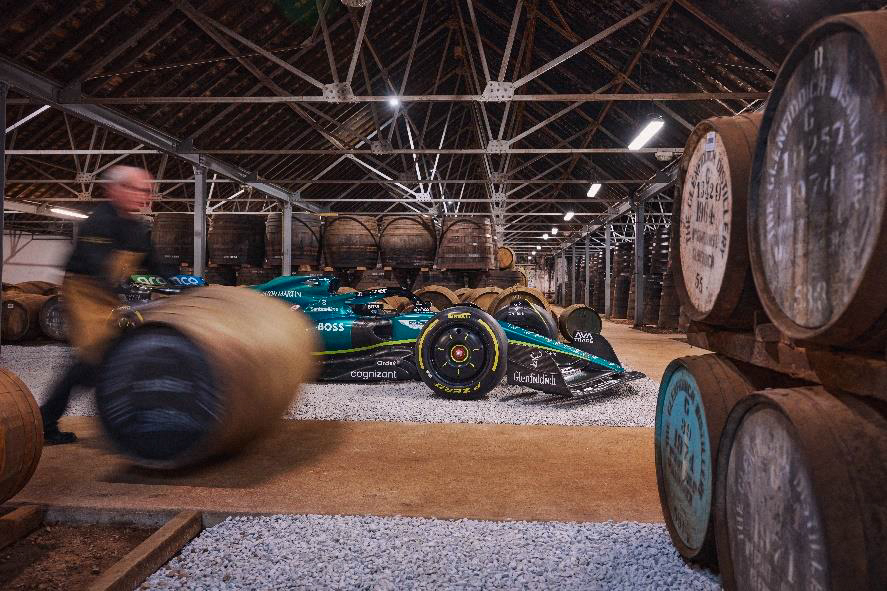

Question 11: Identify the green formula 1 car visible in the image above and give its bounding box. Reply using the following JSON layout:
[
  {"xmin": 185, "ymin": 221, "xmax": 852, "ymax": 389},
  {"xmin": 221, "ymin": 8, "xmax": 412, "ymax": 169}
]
[{"xmin": 254, "ymin": 274, "xmax": 643, "ymax": 399}]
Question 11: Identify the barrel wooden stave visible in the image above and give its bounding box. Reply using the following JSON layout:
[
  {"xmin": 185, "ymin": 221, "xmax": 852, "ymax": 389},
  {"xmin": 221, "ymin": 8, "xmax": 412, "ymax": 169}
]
[
  {"xmin": 714, "ymin": 386, "xmax": 887, "ymax": 590},
  {"xmin": 39, "ymin": 294, "xmax": 68, "ymax": 341},
  {"xmin": 436, "ymin": 217, "xmax": 496, "ymax": 270},
  {"xmin": 323, "ymin": 215, "xmax": 379, "ymax": 269},
  {"xmin": 378, "ymin": 216, "xmax": 436, "ymax": 269},
  {"xmin": 496, "ymin": 246, "xmax": 515, "ymax": 270},
  {"xmin": 208, "ymin": 215, "xmax": 265, "ymax": 267},
  {"xmin": 467, "ymin": 287, "xmax": 502, "ymax": 312},
  {"xmin": 265, "ymin": 212, "xmax": 322, "ymax": 267},
  {"xmin": 488, "ymin": 286, "xmax": 551, "ymax": 315},
  {"xmin": 0, "ymin": 369, "xmax": 43, "ymax": 503},
  {"xmin": 655, "ymin": 355, "xmax": 794, "ymax": 566},
  {"xmin": 414, "ymin": 285, "xmax": 460, "ymax": 311},
  {"xmin": 152, "ymin": 214, "xmax": 194, "ymax": 266},
  {"xmin": 95, "ymin": 286, "xmax": 318, "ymax": 469},
  {"xmin": 674, "ymin": 114, "xmax": 763, "ymax": 328},
  {"xmin": 748, "ymin": 12, "xmax": 887, "ymax": 347}
]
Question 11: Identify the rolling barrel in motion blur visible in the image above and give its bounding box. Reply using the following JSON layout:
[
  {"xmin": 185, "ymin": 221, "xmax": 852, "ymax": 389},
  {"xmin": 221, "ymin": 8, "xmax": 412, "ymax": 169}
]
[
  {"xmin": 95, "ymin": 286, "xmax": 318, "ymax": 469},
  {"xmin": 378, "ymin": 215, "xmax": 436, "ymax": 269},
  {"xmin": 714, "ymin": 387, "xmax": 887, "ymax": 590},
  {"xmin": 748, "ymin": 11, "xmax": 887, "ymax": 348},
  {"xmin": 673, "ymin": 114, "xmax": 763, "ymax": 329},
  {"xmin": 322, "ymin": 215, "xmax": 379, "ymax": 269},
  {"xmin": 152, "ymin": 214, "xmax": 194, "ymax": 266},
  {"xmin": 265, "ymin": 212, "xmax": 322, "ymax": 267},
  {"xmin": 0, "ymin": 369, "xmax": 42, "ymax": 504},
  {"xmin": 39, "ymin": 295, "xmax": 67, "ymax": 341}
]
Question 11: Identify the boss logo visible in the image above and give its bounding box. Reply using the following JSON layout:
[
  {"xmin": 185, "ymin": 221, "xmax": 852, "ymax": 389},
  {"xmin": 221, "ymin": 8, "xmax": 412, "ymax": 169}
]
[{"xmin": 316, "ymin": 322, "xmax": 345, "ymax": 332}]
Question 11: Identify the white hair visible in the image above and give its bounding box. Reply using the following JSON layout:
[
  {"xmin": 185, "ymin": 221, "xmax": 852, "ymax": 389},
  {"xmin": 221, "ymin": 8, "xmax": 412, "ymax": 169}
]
[{"xmin": 103, "ymin": 165, "xmax": 146, "ymax": 185}]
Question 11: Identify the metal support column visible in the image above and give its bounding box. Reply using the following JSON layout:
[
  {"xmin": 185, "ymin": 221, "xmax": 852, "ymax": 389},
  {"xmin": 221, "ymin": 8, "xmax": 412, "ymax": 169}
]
[
  {"xmin": 570, "ymin": 244, "xmax": 576, "ymax": 306},
  {"xmin": 193, "ymin": 165, "xmax": 207, "ymax": 277},
  {"xmin": 604, "ymin": 224, "xmax": 611, "ymax": 314},
  {"xmin": 0, "ymin": 82, "xmax": 7, "ymax": 354},
  {"xmin": 584, "ymin": 234, "xmax": 590, "ymax": 306},
  {"xmin": 282, "ymin": 198, "xmax": 293, "ymax": 276},
  {"xmin": 633, "ymin": 199, "xmax": 645, "ymax": 327}
]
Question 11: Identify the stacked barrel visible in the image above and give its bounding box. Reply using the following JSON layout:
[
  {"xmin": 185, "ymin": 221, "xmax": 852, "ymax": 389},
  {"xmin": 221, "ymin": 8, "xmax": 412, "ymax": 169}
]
[
  {"xmin": 655, "ymin": 12, "xmax": 887, "ymax": 591},
  {"xmin": 607, "ymin": 243, "xmax": 633, "ymax": 318},
  {"xmin": 1, "ymin": 281, "xmax": 66, "ymax": 342}
]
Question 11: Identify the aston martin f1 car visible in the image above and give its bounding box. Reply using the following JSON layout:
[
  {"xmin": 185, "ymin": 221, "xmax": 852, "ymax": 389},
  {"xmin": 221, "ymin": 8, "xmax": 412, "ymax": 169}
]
[{"xmin": 254, "ymin": 274, "xmax": 643, "ymax": 399}]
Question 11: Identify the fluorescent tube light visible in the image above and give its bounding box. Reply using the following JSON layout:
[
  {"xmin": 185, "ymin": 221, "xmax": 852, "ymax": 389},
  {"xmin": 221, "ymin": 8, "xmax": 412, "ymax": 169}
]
[
  {"xmin": 50, "ymin": 207, "xmax": 88, "ymax": 219},
  {"xmin": 587, "ymin": 183, "xmax": 602, "ymax": 198},
  {"xmin": 628, "ymin": 119, "xmax": 664, "ymax": 151},
  {"xmin": 563, "ymin": 211, "xmax": 575, "ymax": 221}
]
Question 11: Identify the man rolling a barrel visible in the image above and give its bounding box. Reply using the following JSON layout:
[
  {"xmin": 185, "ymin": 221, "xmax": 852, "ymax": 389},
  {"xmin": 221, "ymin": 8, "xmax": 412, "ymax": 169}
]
[{"xmin": 41, "ymin": 165, "xmax": 172, "ymax": 444}]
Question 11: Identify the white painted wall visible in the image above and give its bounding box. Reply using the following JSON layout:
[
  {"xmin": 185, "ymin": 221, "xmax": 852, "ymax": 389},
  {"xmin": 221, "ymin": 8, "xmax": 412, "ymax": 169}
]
[{"xmin": 2, "ymin": 232, "xmax": 72, "ymax": 284}]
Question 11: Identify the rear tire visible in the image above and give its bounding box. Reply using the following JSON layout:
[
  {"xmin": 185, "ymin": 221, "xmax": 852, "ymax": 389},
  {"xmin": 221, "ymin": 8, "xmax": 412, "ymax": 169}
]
[{"xmin": 416, "ymin": 306, "xmax": 507, "ymax": 399}]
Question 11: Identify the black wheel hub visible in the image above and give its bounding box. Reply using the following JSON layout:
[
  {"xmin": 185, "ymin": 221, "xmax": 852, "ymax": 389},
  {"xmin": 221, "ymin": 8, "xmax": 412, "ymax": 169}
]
[{"xmin": 430, "ymin": 325, "xmax": 486, "ymax": 383}]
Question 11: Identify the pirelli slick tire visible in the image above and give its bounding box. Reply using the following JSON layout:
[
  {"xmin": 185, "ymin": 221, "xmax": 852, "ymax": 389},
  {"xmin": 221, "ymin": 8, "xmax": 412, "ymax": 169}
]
[{"xmin": 416, "ymin": 306, "xmax": 508, "ymax": 400}]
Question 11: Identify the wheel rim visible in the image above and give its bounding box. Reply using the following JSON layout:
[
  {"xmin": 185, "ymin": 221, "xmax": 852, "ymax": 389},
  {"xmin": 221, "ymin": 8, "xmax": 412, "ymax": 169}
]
[{"xmin": 430, "ymin": 325, "xmax": 486, "ymax": 383}]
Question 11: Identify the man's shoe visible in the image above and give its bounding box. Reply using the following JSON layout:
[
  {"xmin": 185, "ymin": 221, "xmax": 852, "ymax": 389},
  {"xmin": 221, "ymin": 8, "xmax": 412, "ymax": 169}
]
[{"xmin": 44, "ymin": 428, "xmax": 77, "ymax": 445}]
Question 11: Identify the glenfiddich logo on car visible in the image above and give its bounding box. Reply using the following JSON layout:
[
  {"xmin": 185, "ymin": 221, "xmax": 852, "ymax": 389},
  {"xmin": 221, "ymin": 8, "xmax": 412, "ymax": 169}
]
[
  {"xmin": 573, "ymin": 331, "xmax": 596, "ymax": 343},
  {"xmin": 511, "ymin": 370, "xmax": 557, "ymax": 386}
]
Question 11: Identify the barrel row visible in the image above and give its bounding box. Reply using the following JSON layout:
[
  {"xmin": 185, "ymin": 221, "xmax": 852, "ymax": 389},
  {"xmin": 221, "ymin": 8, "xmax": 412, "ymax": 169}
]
[
  {"xmin": 1, "ymin": 282, "xmax": 66, "ymax": 342},
  {"xmin": 672, "ymin": 10, "xmax": 887, "ymax": 352},
  {"xmin": 155, "ymin": 213, "xmax": 516, "ymax": 274},
  {"xmin": 657, "ymin": 11, "xmax": 887, "ymax": 591}
]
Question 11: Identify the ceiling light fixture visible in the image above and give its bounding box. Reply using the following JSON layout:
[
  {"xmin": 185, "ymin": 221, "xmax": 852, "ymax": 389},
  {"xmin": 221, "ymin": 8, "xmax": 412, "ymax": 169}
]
[
  {"xmin": 50, "ymin": 207, "xmax": 88, "ymax": 219},
  {"xmin": 536, "ymin": 245, "xmax": 541, "ymax": 250},
  {"xmin": 551, "ymin": 227, "xmax": 559, "ymax": 235},
  {"xmin": 563, "ymin": 211, "xmax": 575, "ymax": 221},
  {"xmin": 587, "ymin": 183, "xmax": 602, "ymax": 198},
  {"xmin": 543, "ymin": 233, "xmax": 549, "ymax": 240},
  {"xmin": 388, "ymin": 97, "xmax": 401, "ymax": 107},
  {"xmin": 628, "ymin": 117, "xmax": 664, "ymax": 151}
]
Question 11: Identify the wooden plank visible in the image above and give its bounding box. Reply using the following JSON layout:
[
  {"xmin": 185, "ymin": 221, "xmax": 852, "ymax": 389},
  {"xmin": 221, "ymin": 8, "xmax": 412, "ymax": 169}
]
[
  {"xmin": 0, "ymin": 505, "xmax": 44, "ymax": 550},
  {"xmin": 686, "ymin": 326, "xmax": 887, "ymax": 402},
  {"xmin": 87, "ymin": 510, "xmax": 202, "ymax": 591}
]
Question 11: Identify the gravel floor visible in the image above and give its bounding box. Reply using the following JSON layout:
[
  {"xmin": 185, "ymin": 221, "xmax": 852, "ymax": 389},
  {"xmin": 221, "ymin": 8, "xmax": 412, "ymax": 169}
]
[
  {"xmin": 2, "ymin": 344, "xmax": 658, "ymax": 427},
  {"xmin": 142, "ymin": 515, "xmax": 720, "ymax": 591}
]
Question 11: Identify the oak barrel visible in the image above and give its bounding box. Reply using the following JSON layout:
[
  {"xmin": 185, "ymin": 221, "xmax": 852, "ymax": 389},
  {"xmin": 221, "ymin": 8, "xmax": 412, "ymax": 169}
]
[
  {"xmin": 657, "ymin": 268, "xmax": 681, "ymax": 330},
  {"xmin": 436, "ymin": 217, "xmax": 496, "ymax": 270},
  {"xmin": 95, "ymin": 286, "xmax": 318, "ymax": 469},
  {"xmin": 714, "ymin": 387, "xmax": 887, "ymax": 590},
  {"xmin": 454, "ymin": 287, "xmax": 473, "ymax": 302},
  {"xmin": 674, "ymin": 114, "xmax": 763, "ymax": 328},
  {"xmin": 151, "ymin": 214, "xmax": 193, "ymax": 266},
  {"xmin": 414, "ymin": 285, "xmax": 460, "ymax": 311},
  {"xmin": 748, "ymin": 12, "xmax": 887, "ymax": 347},
  {"xmin": 558, "ymin": 304, "xmax": 602, "ymax": 342},
  {"xmin": 0, "ymin": 369, "xmax": 42, "ymax": 503},
  {"xmin": 322, "ymin": 215, "xmax": 379, "ymax": 269},
  {"xmin": 265, "ymin": 212, "xmax": 322, "ymax": 267},
  {"xmin": 496, "ymin": 246, "xmax": 515, "ymax": 270},
  {"xmin": 208, "ymin": 215, "xmax": 264, "ymax": 267},
  {"xmin": 488, "ymin": 286, "xmax": 551, "ymax": 315},
  {"xmin": 378, "ymin": 215, "xmax": 436, "ymax": 269},
  {"xmin": 467, "ymin": 287, "xmax": 502, "ymax": 312},
  {"xmin": 1, "ymin": 294, "xmax": 47, "ymax": 342},
  {"xmin": 14, "ymin": 281, "xmax": 59, "ymax": 296},
  {"xmin": 202, "ymin": 266, "xmax": 237, "ymax": 286},
  {"xmin": 39, "ymin": 295, "xmax": 67, "ymax": 341},
  {"xmin": 655, "ymin": 355, "xmax": 793, "ymax": 566}
]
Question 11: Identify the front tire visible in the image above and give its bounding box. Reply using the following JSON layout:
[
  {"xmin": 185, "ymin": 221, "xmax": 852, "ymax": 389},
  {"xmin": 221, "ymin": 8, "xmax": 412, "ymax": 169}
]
[{"xmin": 416, "ymin": 306, "xmax": 508, "ymax": 399}]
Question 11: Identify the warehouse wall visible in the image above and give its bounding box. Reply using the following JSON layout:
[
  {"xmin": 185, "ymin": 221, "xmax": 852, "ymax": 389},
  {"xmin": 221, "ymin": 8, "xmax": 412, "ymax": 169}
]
[{"xmin": 2, "ymin": 232, "xmax": 71, "ymax": 284}]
